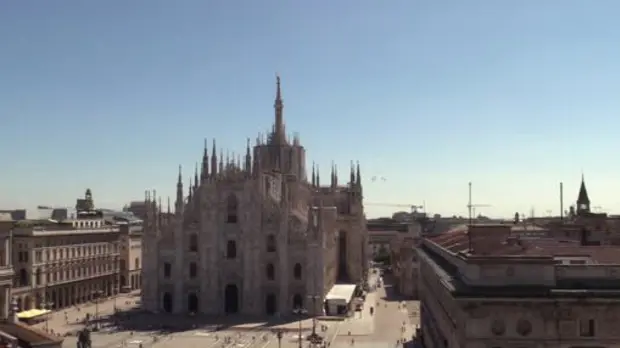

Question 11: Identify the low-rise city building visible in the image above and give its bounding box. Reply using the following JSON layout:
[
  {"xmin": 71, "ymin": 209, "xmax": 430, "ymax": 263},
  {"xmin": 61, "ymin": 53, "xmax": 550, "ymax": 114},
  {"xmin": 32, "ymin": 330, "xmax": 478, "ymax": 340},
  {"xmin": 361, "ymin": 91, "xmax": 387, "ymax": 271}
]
[
  {"xmin": 0, "ymin": 212, "xmax": 63, "ymax": 348},
  {"xmin": 417, "ymin": 223, "xmax": 620, "ymax": 348},
  {"xmin": 11, "ymin": 191, "xmax": 121, "ymax": 312},
  {"xmin": 0, "ymin": 223, "xmax": 14, "ymax": 319},
  {"xmin": 119, "ymin": 222, "xmax": 142, "ymax": 292},
  {"xmin": 367, "ymin": 218, "xmax": 408, "ymax": 259}
]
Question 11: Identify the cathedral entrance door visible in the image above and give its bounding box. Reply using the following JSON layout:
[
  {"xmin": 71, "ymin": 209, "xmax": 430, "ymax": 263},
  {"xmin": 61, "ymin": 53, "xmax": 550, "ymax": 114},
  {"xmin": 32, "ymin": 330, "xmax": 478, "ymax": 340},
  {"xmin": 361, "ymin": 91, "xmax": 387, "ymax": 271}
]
[
  {"xmin": 292, "ymin": 294, "xmax": 303, "ymax": 310},
  {"xmin": 162, "ymin": 292, "xmax": 173, "ymax": 313},
  {"xmin": 224, "ymin": 284, "xmax": 239, "ymax": 314},
  {"xmin": 187, "ymin": 293, "xmax": 198, "ymax": 313},
  {"xmin": 265, "ymin": 293, "xmax": 277, "ymax": 315}
]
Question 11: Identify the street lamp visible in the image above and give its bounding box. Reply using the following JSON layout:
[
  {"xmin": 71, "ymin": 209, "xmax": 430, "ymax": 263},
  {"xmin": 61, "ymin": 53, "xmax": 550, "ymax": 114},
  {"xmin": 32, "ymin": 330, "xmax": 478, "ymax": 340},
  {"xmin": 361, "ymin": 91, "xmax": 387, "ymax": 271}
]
[
  {"xmin": 307, "ymin": 294, "xmax": 320, "ymax": 337},
  {"xmin": 93, "ymin": 289, "xmax": 104, "ymax": 329},
  {"xmin": 292, "ymin": 307, "xmax": 307, "ymax": 348},
  {"xmin": 43, "ymin": 300, "xmax": 53, "ymax": 332},
  {"xmin": 273, "ymin": 329, "xmax": 283, "ymax": 348}
]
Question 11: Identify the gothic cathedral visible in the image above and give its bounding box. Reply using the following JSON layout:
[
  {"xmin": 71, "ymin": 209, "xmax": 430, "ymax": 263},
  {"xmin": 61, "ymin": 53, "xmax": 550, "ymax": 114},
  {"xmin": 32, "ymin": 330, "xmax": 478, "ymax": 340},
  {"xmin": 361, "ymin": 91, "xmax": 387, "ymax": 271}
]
[{"xmin": 141, "ymin": 77, "xmax": 369, "ymax": 316}]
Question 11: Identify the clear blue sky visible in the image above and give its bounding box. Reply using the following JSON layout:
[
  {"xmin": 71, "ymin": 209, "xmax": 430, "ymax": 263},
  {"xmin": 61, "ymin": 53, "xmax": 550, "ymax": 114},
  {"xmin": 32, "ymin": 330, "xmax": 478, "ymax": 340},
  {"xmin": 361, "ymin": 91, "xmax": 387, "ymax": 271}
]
[{"xmin": 1, "ymin": 1, "xmax": 619, "ymax": 218}]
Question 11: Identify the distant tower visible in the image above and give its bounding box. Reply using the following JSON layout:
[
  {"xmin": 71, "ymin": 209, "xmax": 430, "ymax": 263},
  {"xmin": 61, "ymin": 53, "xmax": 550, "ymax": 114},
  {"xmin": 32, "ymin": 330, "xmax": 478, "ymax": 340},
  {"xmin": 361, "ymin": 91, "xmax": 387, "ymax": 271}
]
[
  {"xmin": 84, "ymin": 189, "xmax": 94, "ymax": 209},
  {"xmin": 576, "ymin": 174, "xmax": 590, "ymax": 215},
  {"xmin": 76, "ymin": 188, "xmax": 95, "ymax": 211}
]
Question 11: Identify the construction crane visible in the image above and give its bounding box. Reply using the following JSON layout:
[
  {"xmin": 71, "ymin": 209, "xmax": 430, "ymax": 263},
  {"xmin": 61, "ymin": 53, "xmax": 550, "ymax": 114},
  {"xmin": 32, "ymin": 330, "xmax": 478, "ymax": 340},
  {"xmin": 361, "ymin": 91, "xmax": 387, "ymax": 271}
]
[
  {"xmin": 467, "ymin": 182, "xmax": 492, "ymax": 222},
  {"xmin": 365, "ymin": 202, "xmax": 424, "ymax": 213}
]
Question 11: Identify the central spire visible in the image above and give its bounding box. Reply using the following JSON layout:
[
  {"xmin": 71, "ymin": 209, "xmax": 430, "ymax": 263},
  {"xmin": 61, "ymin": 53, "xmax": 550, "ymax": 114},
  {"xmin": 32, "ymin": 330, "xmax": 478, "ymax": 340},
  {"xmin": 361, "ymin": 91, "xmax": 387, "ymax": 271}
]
[{"xmin": 273, "ymin": 74, "xmax": 285, "ymax": 144}]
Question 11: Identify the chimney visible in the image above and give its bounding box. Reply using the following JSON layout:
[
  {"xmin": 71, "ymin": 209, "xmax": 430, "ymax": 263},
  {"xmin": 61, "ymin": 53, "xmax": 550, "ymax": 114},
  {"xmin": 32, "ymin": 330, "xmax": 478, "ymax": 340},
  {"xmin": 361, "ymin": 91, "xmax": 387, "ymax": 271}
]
[{"xmin": 580, "ymin": 227, "xmax": 589, "ymax": 246}]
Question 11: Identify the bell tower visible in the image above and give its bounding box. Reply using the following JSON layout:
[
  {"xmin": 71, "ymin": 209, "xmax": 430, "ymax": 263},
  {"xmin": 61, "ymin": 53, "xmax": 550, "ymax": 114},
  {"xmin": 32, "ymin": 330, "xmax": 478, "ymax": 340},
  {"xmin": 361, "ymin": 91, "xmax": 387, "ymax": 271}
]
[{"xmin": 576, "ymin": 174, "xmax": 590, "ymax": 215}]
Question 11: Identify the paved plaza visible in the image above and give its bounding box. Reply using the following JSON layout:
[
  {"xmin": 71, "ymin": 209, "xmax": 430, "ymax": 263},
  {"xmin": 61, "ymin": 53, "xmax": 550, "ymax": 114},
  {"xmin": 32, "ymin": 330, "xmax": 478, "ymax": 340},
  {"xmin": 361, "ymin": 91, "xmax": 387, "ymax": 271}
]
[
  {"xmin": 49, "ymin": 271, "xmax": 419, "ymax": 348},
  {"xmin": 34, "ymin": 291, "xmax": 141, "ymax": 336}
]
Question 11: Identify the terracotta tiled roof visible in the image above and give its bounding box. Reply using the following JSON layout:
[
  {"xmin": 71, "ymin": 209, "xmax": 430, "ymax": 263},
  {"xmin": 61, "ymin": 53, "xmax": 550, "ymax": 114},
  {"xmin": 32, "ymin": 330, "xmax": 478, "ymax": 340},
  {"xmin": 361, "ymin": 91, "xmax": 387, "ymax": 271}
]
[
  {"xmin": 427, "ymin": 224, "xmax": 620, "ymax": 264},
  {"xmin": 0, "ymin": 320, "xmax": 62, "ymax": 347}
]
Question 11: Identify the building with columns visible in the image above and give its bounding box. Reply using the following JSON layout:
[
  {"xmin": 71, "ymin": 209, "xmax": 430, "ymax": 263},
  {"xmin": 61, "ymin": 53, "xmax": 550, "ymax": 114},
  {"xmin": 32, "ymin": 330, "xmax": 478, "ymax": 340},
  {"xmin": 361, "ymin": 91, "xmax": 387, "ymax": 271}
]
[
  {"xmin": 0, "ymin": 222, "xmax": 14, "ymax": 319},
  {"xmin": 119, "ymin": 222, "xmax": 143, "ymax": 292},
  {"xmin": 11, "ymin": 191, "xmax": 121, "ymax": 311},
  {"xmin": 141, "ymin": 77, "xmax": 369, "ymax": 316},
  {"xmin": 417, "ymin": 222, "xmax": 620, "ymax": 348}
]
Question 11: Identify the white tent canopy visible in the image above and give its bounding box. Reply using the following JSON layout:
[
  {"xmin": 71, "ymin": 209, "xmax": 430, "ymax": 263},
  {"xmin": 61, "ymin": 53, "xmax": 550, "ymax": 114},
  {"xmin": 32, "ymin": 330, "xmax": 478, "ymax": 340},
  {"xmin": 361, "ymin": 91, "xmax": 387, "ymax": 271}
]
[{"xmin": 325, "ymin": 284, "xmax": 356, "ymax": 305}]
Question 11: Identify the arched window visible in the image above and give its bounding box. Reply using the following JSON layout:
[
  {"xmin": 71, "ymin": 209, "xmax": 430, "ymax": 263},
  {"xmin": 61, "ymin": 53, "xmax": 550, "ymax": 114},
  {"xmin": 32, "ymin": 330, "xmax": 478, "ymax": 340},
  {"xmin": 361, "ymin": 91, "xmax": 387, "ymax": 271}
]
[
  {"xmin": 189, "ymin": 234, "xmax": 198, "ymax": 252},
  {"xmin": 293, "ymin": 263, "xmax": 302, "ymax": 280},
  {"xmin": 19, "ymin": 269, "xmax": 28, "ymax": 287},
  {"xmin": 226, "ymin": 194, "xmax": 238, "ymax": 223},
  {"xmin": 266, "ymin": 234, "xmax": 276, "ymax": 253},
  {"xmin": 227, "ymin": 240, "xmax": 237, "ymax": 259},
  {"xmin": 266, "ymin": 263, "xmax": 275, "ymax": 280},
  {"xmin": 189, "ymin": 262, "xmax": 197, "ymax": 278},
  {"xmin": 35, "ymin": 268, "xmax": 41, "ymax": 286}
]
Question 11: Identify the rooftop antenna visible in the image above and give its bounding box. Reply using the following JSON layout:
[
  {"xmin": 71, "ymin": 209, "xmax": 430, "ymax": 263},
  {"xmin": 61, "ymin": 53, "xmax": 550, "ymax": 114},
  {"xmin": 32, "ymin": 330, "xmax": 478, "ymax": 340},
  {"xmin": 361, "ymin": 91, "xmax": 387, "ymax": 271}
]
[
  {"xmin": 466, "ymin": 182, "xmax": 492, "ymax": 223},
  {"xmin": 467, "ymin": 182, "xmax": 493, "ymax": 252},
  {"xmin": 560, "ymin": 182, "xmax": 564, "ymax": 223}
]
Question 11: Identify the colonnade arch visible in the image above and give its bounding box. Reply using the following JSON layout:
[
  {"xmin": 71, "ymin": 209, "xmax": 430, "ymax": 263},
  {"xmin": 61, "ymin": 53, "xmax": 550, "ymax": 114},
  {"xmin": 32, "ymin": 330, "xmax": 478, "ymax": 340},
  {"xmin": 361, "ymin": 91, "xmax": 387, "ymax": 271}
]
[{"xmin": 13, "ymin": 275, "xmax": 118, "ymax": 311}]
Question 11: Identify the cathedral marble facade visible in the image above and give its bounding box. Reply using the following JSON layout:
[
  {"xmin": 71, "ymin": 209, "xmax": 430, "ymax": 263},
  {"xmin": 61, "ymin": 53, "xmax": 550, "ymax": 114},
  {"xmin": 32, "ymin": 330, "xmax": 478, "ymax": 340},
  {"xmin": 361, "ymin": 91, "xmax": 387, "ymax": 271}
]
[{"xmin": 141, "ymin": 77, "xmax": 369, "ymax": 316}]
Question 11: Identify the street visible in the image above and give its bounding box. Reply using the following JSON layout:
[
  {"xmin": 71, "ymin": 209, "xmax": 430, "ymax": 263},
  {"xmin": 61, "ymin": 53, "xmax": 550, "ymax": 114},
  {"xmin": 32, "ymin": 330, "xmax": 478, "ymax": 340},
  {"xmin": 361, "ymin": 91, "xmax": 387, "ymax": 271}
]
[{"xmin": 329, "ymin": 271, "xmax": 418, "ymax": 348}]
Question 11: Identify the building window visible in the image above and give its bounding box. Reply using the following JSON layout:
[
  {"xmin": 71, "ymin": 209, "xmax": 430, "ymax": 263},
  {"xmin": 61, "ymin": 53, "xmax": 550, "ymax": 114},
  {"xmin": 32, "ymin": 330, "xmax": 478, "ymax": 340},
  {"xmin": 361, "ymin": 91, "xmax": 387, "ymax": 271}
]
[
  {"xmin": 227, "ymin": 240, "xmax": 237, "ymax": 259},
  {"xmin": 579, "ymin": 319, "xmax": 595, "ymax": 337},
  {"xmin": 19, "ymin": 269, "xmax": 29, "ymax": 286},
  {"xmin": 189, "ymin": 234, "xmax": 198, "ymax": 252},
  {"xmin": 189, "ymin": 262, "xmax": 197, "ymax": 278},
  {"xmin": 293, "ymin": 263, "xmax": 302, "ymax": 280},
  {"xmin": 135, "ymin": 257, "xmax": 140, "ymax": 269},
  {"xmin": 35, "ymin": 268, "xmax": 41, "ymax": 286},
  {"xmin": 515, "ymin": 318, "xmax": 532, "ymax": 336},
  {"xmin": 266, "ymin": 263, "xmax": 275, "ymax": 280},
  {"xmin": 266, "ymin": 235, "xmax": 276, "ymax": 253},
  {"xmin": 226, "ymin": 194, "xmax": 238, "ymax": 223},
  {"xmin": 163, "ymin": 262, "xmax": 172, "ymax": 278}
]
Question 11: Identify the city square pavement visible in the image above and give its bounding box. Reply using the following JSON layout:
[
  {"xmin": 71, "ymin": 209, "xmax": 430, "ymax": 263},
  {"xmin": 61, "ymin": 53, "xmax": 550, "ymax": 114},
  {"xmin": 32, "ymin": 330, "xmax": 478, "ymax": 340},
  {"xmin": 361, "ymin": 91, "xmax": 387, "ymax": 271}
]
[
  {"xmin": 53, "ymin": 270, "xmax": 419, "ymax": 348},
  {"xmin": 32, "ymin": 290, "xmax": 141, "ymax": 336}
]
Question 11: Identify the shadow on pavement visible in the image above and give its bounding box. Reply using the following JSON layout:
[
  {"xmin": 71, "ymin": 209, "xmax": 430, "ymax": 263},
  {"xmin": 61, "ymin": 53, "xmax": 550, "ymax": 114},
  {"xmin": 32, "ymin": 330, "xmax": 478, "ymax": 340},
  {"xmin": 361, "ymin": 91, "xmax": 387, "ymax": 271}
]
[
  {"xmin": 77, "ymin": 308, "xmax": 320, "ymax": 336},
  {"xmin": 379, "ymin": 276, "xmax": 410, "ymax": 303}
]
